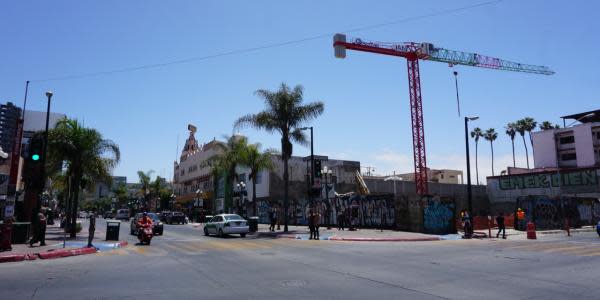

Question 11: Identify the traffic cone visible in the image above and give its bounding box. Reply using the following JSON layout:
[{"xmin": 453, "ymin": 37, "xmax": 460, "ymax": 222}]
[{"xmin": 526, "ymin": 221, "xmax": 537, "ymax": 240}]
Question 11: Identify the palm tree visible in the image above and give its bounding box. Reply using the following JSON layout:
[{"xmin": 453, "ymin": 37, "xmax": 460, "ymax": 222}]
[
  {"xmin": 470, "ymin": 127, "xmax": 483, "ymax": 185},
  {"xmin": 234, "ymin": 83, "xmax": 324, "ymax": 232},
  {"xmin": 112, "ymin": 183, "xmax": 129, "ymax": 209},
  {"xmin": 241, "ymin": 143, "xmax": 275, "ymax": 217},
  {"xmin": 516, "ymin": 119, "xmax": 529, "ymax": 168},
  {"xmin": 47, "ymin": 118, "xmax": 120, "ymax": 238},
  {"xmin": 522, "ymin": 117, "xmax": 537, "ymax": 156},
  {"xmin": 505, "ymin": 122, "xmax": 517, "ymax": 168},
  {"xmin": 212, "ymin": 135, "xmax": 249, "ymax": 214},
  {"xmin": 484, "ymin": 128, "xmax": 498, "ymax": 176},
  {"xmin": 540, "ymin": 121, "xmax": 560, "ymax": 130},
  {"xmin": 137, "ymin": 170, "xmax": 154, "ymax": 211}
]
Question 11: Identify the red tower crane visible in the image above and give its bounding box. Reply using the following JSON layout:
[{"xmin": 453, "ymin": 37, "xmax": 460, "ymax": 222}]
[{"xmin": 333, "ymin": 33, "xmax": 554, "ymax": 195}]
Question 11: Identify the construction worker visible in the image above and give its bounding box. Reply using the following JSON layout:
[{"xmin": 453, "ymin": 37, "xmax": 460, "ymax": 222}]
[{"xmin": 516, "ymin": 208, "xmax": 526, "ymax": 231}]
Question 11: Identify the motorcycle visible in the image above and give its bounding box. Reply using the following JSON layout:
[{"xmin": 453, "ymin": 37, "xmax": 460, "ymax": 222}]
[{"xmin": 138, "ymin": 224, "xmax": 153, "ymax": 245}]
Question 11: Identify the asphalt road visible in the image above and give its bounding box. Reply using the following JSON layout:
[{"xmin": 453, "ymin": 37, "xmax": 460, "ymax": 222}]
[{"xmin": 1, "ymin": 218, "xmax": 599, "ymax": 300}]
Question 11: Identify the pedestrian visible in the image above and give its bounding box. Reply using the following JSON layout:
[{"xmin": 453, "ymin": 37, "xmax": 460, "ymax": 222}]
[
  {"xmin": 337, "ymin": 209, "xmax": 345, "ymax": 231},
  {"xmin": 496, "ymin": 212, "xmax": 506, "ymax": 239},
  {"xmin": 87, "ymin": 211, "xmax": 96, "ymax": 247},
  {"xmin": 461, "ymin": 210, "xmax": 472, "ymax": 238},
  {"xmin": 276, "ymin": 206, "xmax": 281, "ymax": 231},
  {"xmin": 29, "ymin": 209, "xmax": 47, "ymax": 247},
  {"xmin": 269, "ymin": 208, "xmax": 277, "ymax": 232},
  {"xmin": 313, "ymin": 209, "xmax": 321, "ymax": 240},
  {"xmin": 516, "ymin": 208, "xmax": 525, "ymax": 231}
]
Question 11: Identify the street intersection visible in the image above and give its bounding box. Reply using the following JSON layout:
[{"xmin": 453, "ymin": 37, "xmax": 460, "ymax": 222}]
[{"xmin": 1, "ymin": 218, "xmax": 598, "ymax": 300}]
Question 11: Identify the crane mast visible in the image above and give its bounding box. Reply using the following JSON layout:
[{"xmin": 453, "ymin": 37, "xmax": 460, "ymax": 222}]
[{"xmin": 333, "ymin": 34, "xmax": 553, "ymax": 195}]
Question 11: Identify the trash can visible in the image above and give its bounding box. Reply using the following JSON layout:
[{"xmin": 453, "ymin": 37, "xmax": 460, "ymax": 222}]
[
  {"xmin": 106, "ymin": 221, "xmax": 120, "ymax": 241},
  {"xmin": 11, "ymin": 222, "xmax": 31, "ymax": 244},
  {"xmin": 248, "ymin": 217, "xmax": 258, "ymax": 232}
]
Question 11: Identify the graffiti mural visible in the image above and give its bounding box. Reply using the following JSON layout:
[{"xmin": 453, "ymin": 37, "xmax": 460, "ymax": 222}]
[
  {"xmin": 517, "ymin": 196, "xmax": 598, "ymax": 230},
  {"xmin": 423, "ymin": 197, "xmax": 455, "ymax": 234}
]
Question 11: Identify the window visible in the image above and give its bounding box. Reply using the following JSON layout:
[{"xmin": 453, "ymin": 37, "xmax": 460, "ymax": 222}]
[
  {"xmin": 559, "ymin": 136, "xmax": 575, "ymax": 144},
  {"xmin": 255, "ymin": 172, "xmax": 263, "ymax": 184},
  {"xmin": 561, "ymin": 153, "xmax": 577, "ymax": 161}
]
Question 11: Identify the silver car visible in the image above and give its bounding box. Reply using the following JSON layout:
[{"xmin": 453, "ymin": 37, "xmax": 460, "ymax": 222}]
[{"xmin": 203, "ymin": 214, "xmax": 249, "ymax": 238}]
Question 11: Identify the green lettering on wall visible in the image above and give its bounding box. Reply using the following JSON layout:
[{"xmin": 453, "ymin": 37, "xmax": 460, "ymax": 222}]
[
  {"xmin": 499, "ymin": 178, "xmax": 511, "ymax": 190},
  {"xmin": 524, "ymin": 176, "xmax": 536, "ymax": 188},
  {"xmin": 539, "ymin": 174, "xmax": 550, "ymax": 188},
  {"xmin": 513, "ymin": 176, "xmax": 524, "ymax": 189},
  {"xmin": 582, "ymin": 170, "xmax": 598, "ymax": 185},
  {"xmin": 570, "ymin": 172, "xmax": 582, "ymax": 185},
  {"xmin": 551, "ymin": 173, "xmax": 560, "ymax": 187},
  {"xmin": 497, "ymin": 170, "xmax": 598, "ymax": 190}
]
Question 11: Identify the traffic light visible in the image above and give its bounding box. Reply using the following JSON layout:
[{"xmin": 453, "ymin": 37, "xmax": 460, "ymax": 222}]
[
  {"xmin": 22, "ymin": 135, "xmax": 45, "ymax": 190},
  {"xmin": 314, "ymin": 160, "xmax": 322, "ymax": 178}
]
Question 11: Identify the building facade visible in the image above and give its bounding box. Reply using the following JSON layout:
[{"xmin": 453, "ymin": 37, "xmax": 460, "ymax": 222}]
[
  {"xmin": 395, "ymin": 169, "xmax": 464, "ymax": 184},
  {"xmin": 0, "ymin": 102, "xmax": 22, "ymax": 154}
]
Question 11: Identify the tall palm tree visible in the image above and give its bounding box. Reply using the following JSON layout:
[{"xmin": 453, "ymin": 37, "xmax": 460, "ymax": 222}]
[
  {"xmin": 505, "ymin": 122, "xmax": 517, "ymax": 168},
  {"xmin": 516, "ymin": 119, "xmax": 529, "ymax": 168},
  {"xmin": 137, "ymin": 170, "xmax": 154, "ymax": 211},
  {"xmin": 484, "ymin": 128, "xmax": 498, "ymax": 176},
  {"xmin": 522, "ymin": 117, "xmax": 537, "ymax": 156},
  {"xmin": 234, "ymin": 83, "xmax": 324, "ymax": 232},
  {"xmin": 470, "ymin": 127, "xmax": 483, "ymax": 185},
  {"xmin": 47, "ymin": 118, "xmax": 120, "ymax": 238},
  {"xmin": 212, "ymin": 135, "xmax": 249, "ymax": 214},
  {"xmin": 241, "ymin": 143, "xmax": 275, "ymax": 217},
  {"xmin": 540, "ymin": 121, "xmax": 560, "ymax": 130}
]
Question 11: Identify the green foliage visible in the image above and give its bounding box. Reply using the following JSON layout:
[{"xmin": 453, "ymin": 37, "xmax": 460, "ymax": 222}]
[{"xmin": 47, "ymin": 117, "xmax": 120, "ymax": 237}]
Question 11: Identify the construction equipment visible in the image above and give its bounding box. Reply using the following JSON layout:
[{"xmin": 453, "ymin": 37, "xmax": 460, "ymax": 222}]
[
  {"xmin": 355, "ymin": 170, "xmax": 370, "ymax": 196},
  {"xmin": 334, "ymin": 34, "xmax": 553, "ymax": 195}
]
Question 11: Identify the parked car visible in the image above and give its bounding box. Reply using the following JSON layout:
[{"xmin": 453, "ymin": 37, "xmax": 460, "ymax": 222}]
[
  {"xmin": 130, "ymin": 213, "xmax": 164, "ymax": 236},
  {"xmin": 203, "ymin": 214, "xmax": 249, "ymax": 238},
  {"xmin": 103, "ymin": 211, "xmax": 114, "ymax": 219},
  {"xmin": 115, "ymin": 209, "xmax": 130, "ymax": 221},
  {"xmin": 159, "ymin": 211, "xmax": 172, "ymax": 223},
  {"xmin": 167, "ymin": 212, "xmax": 186, "ymax": 224}
]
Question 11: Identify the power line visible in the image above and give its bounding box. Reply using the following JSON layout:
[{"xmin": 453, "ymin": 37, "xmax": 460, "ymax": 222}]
[{"xmin": 32, "ymin": 0, "xmax": 502, "ymax": 82}]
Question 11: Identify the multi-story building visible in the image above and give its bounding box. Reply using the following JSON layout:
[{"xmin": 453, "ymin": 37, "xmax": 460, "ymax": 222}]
[
  {"xmin": 392, "ymin": 169, "xmax": 464, "ymax": 184},
  {"xmin": 0, "ymin": 102, "xmax": 22, "ymax": 154},
  {"xmin": 532, "ymin": 110, "xmax": 600, "ymax": 169},
  {"xmin": 171, "ymin": 125, "xmax": 360, "ymax": 221}
]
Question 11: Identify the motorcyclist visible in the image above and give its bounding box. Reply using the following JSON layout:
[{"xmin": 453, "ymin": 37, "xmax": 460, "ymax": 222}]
[{"xmin": 137, "ymin": 212, "xmax": 153, "ymax": 240}]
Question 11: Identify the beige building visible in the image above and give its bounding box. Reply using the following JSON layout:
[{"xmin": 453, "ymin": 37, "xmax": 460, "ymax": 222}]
[{"xmin": 394, "ymin": 169, "xmax": 463, "ymax": 184}]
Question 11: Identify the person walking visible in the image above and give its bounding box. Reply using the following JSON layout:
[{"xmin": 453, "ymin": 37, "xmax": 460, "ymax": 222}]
[
  {"xmin": 87, "ymin": 211, "xmax": 96, "ymax": 248},
  {"xmin": 461, "ymin": 210, "xmax": 472, "ymax": 239},
  {"xmin": 269, "ymin": 207, "xmax": 277, "ymax": 232},
  {"xmin": 313, "ymin": 209, "xmax": 321, "ymax": 240},
  {"xmin": 496, "ymin": 212, "xmax": 506, "ymax": 239},
  {"xmin": 308, "ymin": 209, "xmax": 315, "ymax": 240},
  {"xmin": 276, "ymin": 206, "xmax": 281, "ymax": 231},
  {"xmin": 29, "ymin": 210, "xmax": 47, "ymax": 247},
  {"xmin": 516, "ymin": 208, "xmax": 525, "ymax": 231},
  {"xmin": 337, "ymin": 209, "xmax": 345, "ymax": 231}
]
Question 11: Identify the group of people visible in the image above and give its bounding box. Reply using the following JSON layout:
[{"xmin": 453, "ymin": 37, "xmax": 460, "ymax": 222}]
[{"xmin": 460, "ymin": 210, "xmax": 508, "ymax": 239}]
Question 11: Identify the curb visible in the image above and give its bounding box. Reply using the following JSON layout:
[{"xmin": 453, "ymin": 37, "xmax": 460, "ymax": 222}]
[
  {"xmin": 38, "ymin": 247, "xmax": 97, "ymax": 260},
  {"xmin": 0, "ymin": 254, "xmax": 25, "ymax": 263},
  {"xmin": 327, "ymin": 236, "xmax": 441, "ymax": 242}
]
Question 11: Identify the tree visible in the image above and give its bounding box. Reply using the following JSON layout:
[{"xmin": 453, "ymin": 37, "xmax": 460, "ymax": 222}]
[
  {"xmin": 241, "ymin": 143, "xmax": 275, "ymax": 217},
  {"xmin": 505, "ymin": 122, "xmax": 517, "ymax": 168},
  {"xmin": 112, "ymin": 183, "xmax": 129, "ymax": 209},
  {"xmin": 137, "ymin": 170, "xmax": 154, "ymax": 211},
  {"xmin": 234, "ymin": 83, "xmax": 324, "ymax": 232},
  {"xmin": 484, "ymin": 128, "xmax": 498, "ymax": 176},
  {"xmin": 212, "ymin": 135, "xmax": 249, "ymax": 214},
  {"xmin": 540, "ymin": 121, "xmax": 560, "ymax": 130},
  {"xmin": 47, "ymin": 118, "xmax": 120, "ymax": 238},
  {"xmin": 516, "ymin": 119, "xmax": 530, "ymax": 168},
  {"xmin": 470, "ymin": 127, "xmax": 483, "ymax": 185},
  {"xmin": 521, "ymin": 117, "xmax": 537, "ymax": 158}
]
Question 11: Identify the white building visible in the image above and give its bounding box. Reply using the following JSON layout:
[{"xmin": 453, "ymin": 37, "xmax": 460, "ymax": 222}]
[{"xmin": 532, "ymin": 110, "xmax": 600, "ymax": 169}]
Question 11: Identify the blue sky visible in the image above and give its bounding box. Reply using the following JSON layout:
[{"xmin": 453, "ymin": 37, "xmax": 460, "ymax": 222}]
[{"xmin": 1, "ymin": 0, "xmax": 598, "ymax": 183}]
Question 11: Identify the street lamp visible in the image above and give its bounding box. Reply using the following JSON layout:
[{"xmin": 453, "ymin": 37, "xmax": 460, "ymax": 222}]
[
  {"xmin": 236, "ymin": 181, "xmax": 246, "ymax": 216},
  {"xmin": 464, "ymin": 116, "xmax": 479, "ymax": 224},
  {"xmin": 322, "ymin": 166, "xmax": 333, "ymax": 229},
  {"xmin": 299, "ymin": 127, "xmax": 314, "ymax": 207}
]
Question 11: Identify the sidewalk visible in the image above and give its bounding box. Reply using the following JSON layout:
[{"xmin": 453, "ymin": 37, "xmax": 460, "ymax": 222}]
[
  {"xmin": 0, "ymin": 222, "xmax": 126, "ymax": 263},
  {"xmin": 252, "ymin": 224, "xmax": 441, "ymax": 242}
]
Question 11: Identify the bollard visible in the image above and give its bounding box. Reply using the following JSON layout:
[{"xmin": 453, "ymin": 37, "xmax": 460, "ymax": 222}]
[{"xmin": 526, "ymin": 221, "xmax": 537, "ymax": 240}]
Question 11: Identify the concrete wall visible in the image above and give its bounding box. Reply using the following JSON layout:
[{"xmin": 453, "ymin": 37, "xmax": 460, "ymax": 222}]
[
  {"xmin": 487, "ymin": 168, "xmax": 600, "ymax": 214},
  {"xmin": 575, "ymin": 123, "xmax": 596, "ymax": 167},
  {"xmin": 533, "ymin": 130, "xmax": 558, "ymax": 168}
]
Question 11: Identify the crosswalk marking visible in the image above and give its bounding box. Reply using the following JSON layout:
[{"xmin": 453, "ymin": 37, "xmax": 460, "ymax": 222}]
[{"xmin": 504, "ymin": 241, "xmax": 600, "ymax": 257}]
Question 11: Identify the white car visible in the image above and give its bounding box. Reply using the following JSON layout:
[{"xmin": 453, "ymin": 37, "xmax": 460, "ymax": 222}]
[
  {"xmin": 115, "ymin": 209, "xmax": 130, "ymax": 221},
  {"xmin": 203, "ymin": 214, "xmax": 249, "ymax": 238}
]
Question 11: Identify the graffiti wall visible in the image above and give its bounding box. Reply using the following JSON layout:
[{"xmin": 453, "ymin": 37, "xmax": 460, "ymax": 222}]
[
  {"xmin": 517, "ymin": 196, "xmax": 600, "ymax": 230},
  {"xmin": 423, "ymin": 197, "xmax": 455, "ymax": 234}
]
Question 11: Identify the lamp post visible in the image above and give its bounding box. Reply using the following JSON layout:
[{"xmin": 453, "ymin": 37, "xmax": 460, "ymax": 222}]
[
  {"xmin": 322, "ymin": 166, "xmax": 333, "ymax": 229},
  {"xmin": 299, "ymin": 127, "xmax": 314, "ymax": 207},
  {"xmin": 464, "ymin": 116, "xmax": 479, "ymax": 221},
  {"xmin": 236, "ymin": 181, "xmax": 246, "ymax": 216}
]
